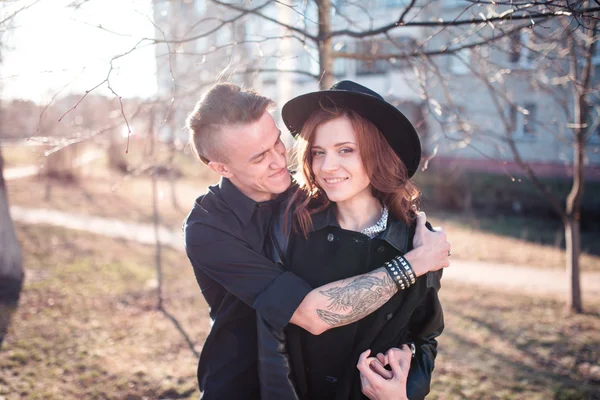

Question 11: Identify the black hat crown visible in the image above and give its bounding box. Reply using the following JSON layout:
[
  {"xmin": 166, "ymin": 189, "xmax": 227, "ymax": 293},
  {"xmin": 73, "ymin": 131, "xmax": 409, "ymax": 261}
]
[{"xmin": 282, "ymin": 80, "xmax": 422, "ymax": 178}]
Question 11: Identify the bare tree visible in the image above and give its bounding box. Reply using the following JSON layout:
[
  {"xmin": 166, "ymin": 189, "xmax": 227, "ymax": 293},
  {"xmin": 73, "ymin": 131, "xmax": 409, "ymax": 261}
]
[
  {"xmin": 192, "ymin": 1, "xmax": 598, "ymax": 311},
  {"xmin": 0, "ymin": 0, "xmax": 42, "ymax": 348},
  {"xmin": 20, "ymin": 0, "xmax": 598, "ymax": 315}
]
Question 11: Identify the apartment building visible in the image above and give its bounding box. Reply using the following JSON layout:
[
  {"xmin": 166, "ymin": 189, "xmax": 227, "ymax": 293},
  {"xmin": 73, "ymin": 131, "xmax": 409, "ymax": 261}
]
[{"xmin": 153, "ymin": 0, "xmax": 600, "ymax": 179}]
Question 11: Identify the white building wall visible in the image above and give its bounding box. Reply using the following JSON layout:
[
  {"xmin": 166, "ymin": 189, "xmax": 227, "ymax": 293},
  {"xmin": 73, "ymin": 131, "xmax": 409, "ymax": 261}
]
[{"xmin": 152, "ymin": 0, "xmax": 600, "ymax": 168}]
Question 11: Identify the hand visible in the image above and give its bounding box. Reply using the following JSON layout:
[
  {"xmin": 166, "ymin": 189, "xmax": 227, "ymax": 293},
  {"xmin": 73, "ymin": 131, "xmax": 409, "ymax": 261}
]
[
  {"xmin": 404, "ymin": 211, "xmax": 450, "ymax": 277},
  {"xmin": 375, "ymin": 346, "xmax": 413, "ymax": 379},
  {"xmin": 357, "ymin": 347, "xmax": 411, "ymax": 400}
]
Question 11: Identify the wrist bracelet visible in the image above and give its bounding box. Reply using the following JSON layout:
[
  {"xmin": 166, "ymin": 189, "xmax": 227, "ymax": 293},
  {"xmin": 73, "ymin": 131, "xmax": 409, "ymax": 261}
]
[
  {"xmin": 395, "ymin": 255, "xmax": 416, "ymax": 285},
  {"xmin": 391, "ymin": 258, "xmax": 411, "ymax": 288},
  {"xmin": 384, "ymin": 261, "xmax": 407, "ymax": 290}
]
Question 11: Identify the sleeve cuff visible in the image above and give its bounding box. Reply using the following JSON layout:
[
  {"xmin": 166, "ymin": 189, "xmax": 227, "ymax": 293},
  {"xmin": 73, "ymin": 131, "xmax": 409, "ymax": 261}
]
[{"xmin": 253, "ymin": 271, "xmax": 312, "ymax": 331}]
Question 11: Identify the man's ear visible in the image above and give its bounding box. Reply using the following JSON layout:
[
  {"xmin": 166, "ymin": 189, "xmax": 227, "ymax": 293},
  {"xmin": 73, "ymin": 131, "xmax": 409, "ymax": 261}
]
[{"xmin": 207, "ymin": 161, "xmax": 233, "ymax": 178}]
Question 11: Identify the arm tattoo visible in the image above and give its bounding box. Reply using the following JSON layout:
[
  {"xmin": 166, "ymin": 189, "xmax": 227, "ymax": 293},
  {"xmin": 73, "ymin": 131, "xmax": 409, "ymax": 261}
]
[{"xmin": 316, "ymin": 268, "xmax": 398, "ymax": 327}]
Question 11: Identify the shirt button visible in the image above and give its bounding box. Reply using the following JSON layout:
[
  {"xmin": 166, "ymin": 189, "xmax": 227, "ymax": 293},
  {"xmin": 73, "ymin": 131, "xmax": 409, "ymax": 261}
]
[
  {"xmin": 327, "ymin": 233, "xmax": 335, "ymax": 242},
  {"xmin": 386, "ymin": 313, "xmax": 393, "ymax": 321},
  {"xmin": 377, "ymin": 246, "xmax": 385, "ymax": 253}
]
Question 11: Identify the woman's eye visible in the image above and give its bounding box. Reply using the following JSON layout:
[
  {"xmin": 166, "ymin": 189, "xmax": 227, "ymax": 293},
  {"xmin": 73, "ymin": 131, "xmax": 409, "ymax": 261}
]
[
  {"xmin": 311, "ymin": 150, "xmax": 324, "ymax": 156},
  {"xmin": 254, "ymin": 154, "xmax": 266, "ymax": 163},
  {"xmin": 340, "ymin": 148, "xmax": 353, "ymax": 154}
]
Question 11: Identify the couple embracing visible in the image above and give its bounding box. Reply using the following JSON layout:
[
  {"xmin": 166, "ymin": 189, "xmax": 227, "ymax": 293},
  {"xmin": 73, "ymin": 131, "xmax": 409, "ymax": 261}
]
[{"xmin": 184, "ymin": 80, "xmax": 451, "ymax": 400}]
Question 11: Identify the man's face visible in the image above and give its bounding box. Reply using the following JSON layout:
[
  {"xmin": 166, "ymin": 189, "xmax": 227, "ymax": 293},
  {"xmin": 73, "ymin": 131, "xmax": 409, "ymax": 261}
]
[{"xmin": 211, "ymin": 111, "xmax": 291, "ymax": 202}]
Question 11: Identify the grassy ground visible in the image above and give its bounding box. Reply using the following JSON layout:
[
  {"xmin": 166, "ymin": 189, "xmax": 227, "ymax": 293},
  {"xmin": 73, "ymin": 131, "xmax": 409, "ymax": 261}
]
[
  {"xmin": 433, "ymin": 283, "xmax": 600, "ymax": 400},
  {"xmin": 1, "ymin": 224, "xmax": 599, "ymax": 399},
  {"xmin": 427, "ymin": 212, "xmax": 600, "ymax": 271},
  {"xmin": 1, "ymin": 224, "xmax": 206, "ymax": 399}
]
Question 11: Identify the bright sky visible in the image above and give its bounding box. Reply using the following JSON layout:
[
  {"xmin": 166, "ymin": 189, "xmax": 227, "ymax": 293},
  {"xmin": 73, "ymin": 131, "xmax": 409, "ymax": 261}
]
[{"xmin": 1, "ymin": 0, "xmax": 157, "ymax": 103}]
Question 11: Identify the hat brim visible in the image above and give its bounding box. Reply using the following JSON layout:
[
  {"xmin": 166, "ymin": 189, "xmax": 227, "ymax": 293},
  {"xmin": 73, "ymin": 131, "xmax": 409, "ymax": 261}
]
[{"xmin": 282, "ymin": 90, "xmax": 421, "ymax": 178}]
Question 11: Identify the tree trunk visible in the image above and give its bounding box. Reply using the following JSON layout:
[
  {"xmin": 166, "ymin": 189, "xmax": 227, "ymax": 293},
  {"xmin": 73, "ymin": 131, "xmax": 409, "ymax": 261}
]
[
  {"xmin": 148, "ymin": 107, "xmax": 163, "ymax": 310},
  {"xmin": 317, "ymin": 0, "xmax": 333, "ymax": 90},
  {"xmin": 565, "ymin": 90, "xmax": 586, "ymax": 314},
  {"xmin": 563, "ymin": 16, "xmax": 596, "ymax": 313},
  {"xmin": 0, "ymin": 146, "xmax": 24, "ymax": 348},
  {"xmin": 564, "ymin": 216, "xmax": 582, "ymax": 313}
]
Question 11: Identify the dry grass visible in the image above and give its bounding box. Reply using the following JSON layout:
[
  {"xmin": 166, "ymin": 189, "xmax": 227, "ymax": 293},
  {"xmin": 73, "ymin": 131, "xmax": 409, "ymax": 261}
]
[
  {"xmin": 433, "ymin": 282, "xmax": 600, "ymax": 399},
  {"xmin": 1, "ymin": 224, "xmax": 206, "ymax": 399},
  {"xmin": 427, "ymin": 213, "xmax": 600, "ymax": 271},
  {"xmin": 2, "ymin": 144, "xmax": 46, "ymax": 167},
  {"xmin": 5, "ymin": 164, "xmax": 218, "ymax": 232},
  {"xmin": 1, "ymin": 224, "xmax": 599, "ymax": 399}
]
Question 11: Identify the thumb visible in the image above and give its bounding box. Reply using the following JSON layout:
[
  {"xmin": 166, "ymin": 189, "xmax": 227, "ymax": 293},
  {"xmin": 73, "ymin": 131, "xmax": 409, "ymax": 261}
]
[{"xmin": 415, "ymin": 211, "xmax": 426, "ymax": 229}]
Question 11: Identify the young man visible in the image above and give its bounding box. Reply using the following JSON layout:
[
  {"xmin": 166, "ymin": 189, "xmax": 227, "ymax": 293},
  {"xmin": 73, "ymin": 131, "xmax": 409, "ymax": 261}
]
[{"xmin": 183, "ymin": 83, "xmax": 450, "ymax": 399}]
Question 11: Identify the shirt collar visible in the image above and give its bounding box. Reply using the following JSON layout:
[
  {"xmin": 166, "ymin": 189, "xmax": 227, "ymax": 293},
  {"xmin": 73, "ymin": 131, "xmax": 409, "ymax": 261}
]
[
  {"xmin": 311, "ymin": 205, "xmax": 340, "ymax": 231},
  {"xmin": 311, "ymin": 204, "xmax": 410, "ymax": 253},
  {"xmin": 218, "ymin": 177, "xmax": 293, "ymax": 226},
  {"xmin": 218, "ymin": 177, "xmax": 261, "ymax": 226}
]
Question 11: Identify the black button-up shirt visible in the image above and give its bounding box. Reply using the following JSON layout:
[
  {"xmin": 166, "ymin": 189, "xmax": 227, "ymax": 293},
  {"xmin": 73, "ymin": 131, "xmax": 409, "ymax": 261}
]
[{"xmin": 184, "ymin": 178, "xmax": 312, "ymax": 399}]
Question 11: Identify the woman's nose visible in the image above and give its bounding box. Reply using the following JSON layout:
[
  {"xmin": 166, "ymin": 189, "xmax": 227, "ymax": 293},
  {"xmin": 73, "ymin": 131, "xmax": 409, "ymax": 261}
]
[{"xmin": 320, "ymin": 154, "xmax": 339, "ymax": 172}]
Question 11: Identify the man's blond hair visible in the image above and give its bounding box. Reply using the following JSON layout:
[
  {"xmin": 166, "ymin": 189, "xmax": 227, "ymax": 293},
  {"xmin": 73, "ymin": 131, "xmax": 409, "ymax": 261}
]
[{"xmin": 186, "ymin": 83, "xmax": 275, "ymax": 164}]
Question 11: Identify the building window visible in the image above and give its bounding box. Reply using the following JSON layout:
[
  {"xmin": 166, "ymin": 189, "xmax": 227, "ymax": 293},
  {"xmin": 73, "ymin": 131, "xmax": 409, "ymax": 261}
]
[
  {"xmin": 356, "ymin": 39, "xmax": 389, "ymax": 75},
  {"xmin": 449, "ymin": 49, "xmax": 470, "ymax": 75},
  {"xmin": 333, "ymin": 42, "xmax": 347, "ymax": 77},
  {"xmin": 523, "ymin": 103, "xmax": 536, "ymax": 135},
  {"xmin": 389, "ymin": 36, "xmax": 417, "ymax": 70},
  {"xmin": 508, "ymin": 102, "xmax": 537, "ymax": 138},
  {"xmin": 382, "ymin": 0, "xmax": 409, "ymax": 8},
  {"xmin": 194, "ymin": 0, "xmax": 206, "ymax": 14},
  {"xmin": 355, "ymin": 36, "xmax": 416, "ymax": 75},
  {"xmin": 509, "ymin": 30, "xmax": 533, "ymax": 68},
  {"xmin": 442, "ymin": 0, "xmax": 469, "ymax": 8}
]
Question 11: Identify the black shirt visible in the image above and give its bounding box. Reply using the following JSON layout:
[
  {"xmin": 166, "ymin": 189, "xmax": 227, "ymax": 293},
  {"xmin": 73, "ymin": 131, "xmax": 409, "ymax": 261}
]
[{"xmin": 184, "ymin": 178, "xmax": 312, "ymax": 399}]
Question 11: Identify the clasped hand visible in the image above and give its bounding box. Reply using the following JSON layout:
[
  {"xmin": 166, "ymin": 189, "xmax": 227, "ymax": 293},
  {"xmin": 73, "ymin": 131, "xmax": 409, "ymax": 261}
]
[{"xmin": 357, "ymin": 345, "xmax": 412, "ymax": 400}]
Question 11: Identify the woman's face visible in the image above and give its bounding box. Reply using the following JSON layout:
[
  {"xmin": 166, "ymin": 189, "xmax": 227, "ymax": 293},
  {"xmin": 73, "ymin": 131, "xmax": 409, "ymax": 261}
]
[{"xmin": 310, "ymin": 115, "xmax": 371, "ymax": 203}]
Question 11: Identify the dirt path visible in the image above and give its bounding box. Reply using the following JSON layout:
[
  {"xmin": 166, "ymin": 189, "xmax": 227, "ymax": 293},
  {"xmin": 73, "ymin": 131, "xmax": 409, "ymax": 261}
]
[
  {"xmin": 4, "ymin": 151, "xmax": 104, "ymax": 180},
  {"xmin": 10, "ymin": 206, "xmax": 600, "ymax": 302}
]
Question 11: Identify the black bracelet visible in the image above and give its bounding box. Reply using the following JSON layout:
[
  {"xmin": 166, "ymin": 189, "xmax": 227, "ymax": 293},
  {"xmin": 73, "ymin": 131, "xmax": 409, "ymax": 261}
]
[
  {"xmin": 391, "ymin": 258, "xmax": 411, "ymax": 288},
  {"xmin": 394, "ymin": 255, "xmax": 416, "ymax": 285},
  {"xmin": 384, "ymin": 260, "xmax": 408, "ymax": 291}
]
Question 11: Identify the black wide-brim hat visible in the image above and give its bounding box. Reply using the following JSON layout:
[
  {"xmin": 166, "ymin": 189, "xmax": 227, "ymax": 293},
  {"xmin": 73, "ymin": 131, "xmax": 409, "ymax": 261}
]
[{"xmin": 282, "ymin": 80, "xmax": 421, "ymax": 177}]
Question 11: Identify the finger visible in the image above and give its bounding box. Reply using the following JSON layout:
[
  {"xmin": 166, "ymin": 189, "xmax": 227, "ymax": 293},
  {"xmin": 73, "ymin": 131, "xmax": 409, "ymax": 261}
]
[
  {"xmin": 388, "ymin": 347, "xmax": 407, "ymax": 380},
  {"xmin": 357, "ymin": 349, "xmax": 371, "ymax": 368},
  {"xmin": 357, "ymin": 356, "xmax": 386, "ymax": 387},
  {"xmin": 376, "ymin": 353, "xmax": 386, "ymax": 366},
  {"xmin": 386, "ymin": 347, "xmax": 401, "ymax": 356},
  {"xmin": 398, "ymin": 351, "xmax": 412, "ymax": 372},
  {"xmin": 369, "ymin": 359, "xmax": 393, "ymax": 379}
]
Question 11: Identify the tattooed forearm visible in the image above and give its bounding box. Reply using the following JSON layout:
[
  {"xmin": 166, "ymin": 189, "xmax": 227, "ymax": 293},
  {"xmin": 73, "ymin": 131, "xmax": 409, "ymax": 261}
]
[{"xmin": 315, "ymin": 267, "xmax": 397, "ymax": 327}]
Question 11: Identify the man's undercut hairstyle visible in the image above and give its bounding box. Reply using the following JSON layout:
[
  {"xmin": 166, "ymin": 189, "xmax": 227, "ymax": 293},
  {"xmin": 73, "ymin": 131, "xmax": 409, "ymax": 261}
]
[{"xmin": 186, "ymin": 83, "xmax": 275, "ymax": 164}]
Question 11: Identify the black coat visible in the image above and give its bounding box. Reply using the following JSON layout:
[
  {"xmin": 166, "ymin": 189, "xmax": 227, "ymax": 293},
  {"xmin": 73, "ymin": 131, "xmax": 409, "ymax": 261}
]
[{"xmin": 257, "ymin": 205, "xmax": 444, "ymax": 400}]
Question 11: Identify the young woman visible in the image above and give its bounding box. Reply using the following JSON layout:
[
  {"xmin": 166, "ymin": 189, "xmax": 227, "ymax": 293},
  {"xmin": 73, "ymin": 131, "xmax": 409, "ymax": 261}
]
[{"xmin": 258, "ymin": 81, "xmax": 445, "ymax": 400}]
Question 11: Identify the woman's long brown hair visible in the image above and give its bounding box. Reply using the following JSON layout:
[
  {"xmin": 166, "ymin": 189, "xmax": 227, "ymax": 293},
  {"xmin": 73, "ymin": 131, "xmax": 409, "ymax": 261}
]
[{"xmin": 285, "ymin": 107, "xmax": 421, "ymax": 238}]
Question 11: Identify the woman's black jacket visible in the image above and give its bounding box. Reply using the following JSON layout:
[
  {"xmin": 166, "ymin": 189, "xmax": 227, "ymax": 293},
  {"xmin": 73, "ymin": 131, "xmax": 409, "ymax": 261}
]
[{"xmin": 256, "ymin": 205, "xmax": 444, "ymax": 400}]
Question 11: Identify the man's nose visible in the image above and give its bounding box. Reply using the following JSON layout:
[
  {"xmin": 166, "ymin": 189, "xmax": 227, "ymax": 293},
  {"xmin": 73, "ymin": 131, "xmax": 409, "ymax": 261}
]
[{"xmin": 270, "ymin": 149, "xmax": 287, "ymax": 169}]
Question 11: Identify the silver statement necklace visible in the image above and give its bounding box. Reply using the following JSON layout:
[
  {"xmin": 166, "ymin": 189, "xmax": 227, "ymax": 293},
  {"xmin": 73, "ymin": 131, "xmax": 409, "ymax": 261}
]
[{"xmin": 361, "ymin": 206, "xmax": 388, "ymax": 239}]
